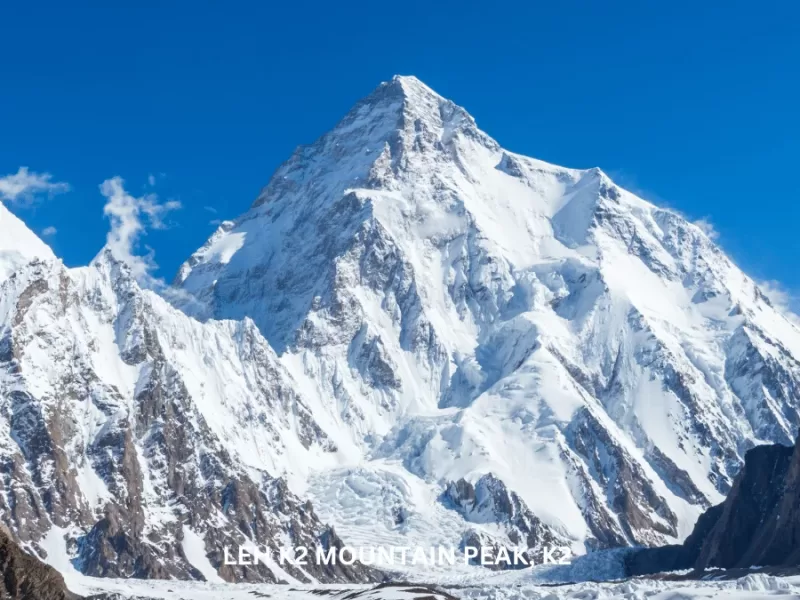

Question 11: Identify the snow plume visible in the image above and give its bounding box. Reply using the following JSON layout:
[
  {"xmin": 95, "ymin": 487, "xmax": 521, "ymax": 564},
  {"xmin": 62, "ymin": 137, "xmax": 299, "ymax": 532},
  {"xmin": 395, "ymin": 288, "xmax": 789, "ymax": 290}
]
[
  {"xmin": 100, "ymin": 176, "xmax": 180, "ymax": 280},
  {"xmin": 693, "ymin": 217, "xmax": 720, "ymax": 241},
  {"xmin": 0, "ymin": 166, "xmax": 70, "ymax": 206},
  {"xmin": 759, "ymin": 280, "xmax": 800, "ymax": 327}
]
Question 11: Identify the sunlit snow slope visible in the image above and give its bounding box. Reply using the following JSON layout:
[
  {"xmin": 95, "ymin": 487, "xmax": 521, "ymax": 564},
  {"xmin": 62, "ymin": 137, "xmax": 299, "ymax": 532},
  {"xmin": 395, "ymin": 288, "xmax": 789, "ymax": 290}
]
[
  {"xmin": 177, "ymin": 75, "xmax": 800, "ymax": 556},
  {"xmin": 0, "ymin": 201, "xmax": 55, "ymax": 280}
]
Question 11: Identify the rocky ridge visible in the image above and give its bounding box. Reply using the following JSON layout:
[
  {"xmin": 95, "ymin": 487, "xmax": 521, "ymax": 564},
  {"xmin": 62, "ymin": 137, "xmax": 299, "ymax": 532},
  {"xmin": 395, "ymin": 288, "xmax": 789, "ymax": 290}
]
[{"xmin": 0, "ymin": 251, "xmax": 377, "ymax": 584}]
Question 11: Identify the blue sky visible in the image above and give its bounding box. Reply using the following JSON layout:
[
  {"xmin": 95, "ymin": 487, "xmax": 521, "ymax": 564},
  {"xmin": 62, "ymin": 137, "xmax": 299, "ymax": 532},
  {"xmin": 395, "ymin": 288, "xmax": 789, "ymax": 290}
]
[{"xmin": 1, "ymin": 1, "xmax": 798, "ymax": 303}]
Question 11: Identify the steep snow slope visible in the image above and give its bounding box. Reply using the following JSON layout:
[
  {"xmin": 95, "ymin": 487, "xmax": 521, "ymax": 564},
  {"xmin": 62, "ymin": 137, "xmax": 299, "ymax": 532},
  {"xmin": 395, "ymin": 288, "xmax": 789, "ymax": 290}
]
[
  {"xmin": 0, "ymin": 201, "xmax": 55, "ymax": 280},
  {"xmin": 177, "ymin": 75, "xmax": 800, "ymax": 555}
]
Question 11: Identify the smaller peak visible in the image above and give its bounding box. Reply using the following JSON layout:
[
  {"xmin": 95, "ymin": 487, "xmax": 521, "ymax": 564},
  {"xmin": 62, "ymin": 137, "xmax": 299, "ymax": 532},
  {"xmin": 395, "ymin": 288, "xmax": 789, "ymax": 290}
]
[
  {"xmin": 91, "ymin": 245, "xmax": 119, "ymax": 268},
  {"xmin": 90, "ymin": 245, "xmax": 135, "ymax": 284},
  {"xmin": 586, "ymin": 166, "xmax": 608, "ymax": 180},
  {"xmin": 0, "ymin": 200, "xmax": 57, "ymax": 281}
]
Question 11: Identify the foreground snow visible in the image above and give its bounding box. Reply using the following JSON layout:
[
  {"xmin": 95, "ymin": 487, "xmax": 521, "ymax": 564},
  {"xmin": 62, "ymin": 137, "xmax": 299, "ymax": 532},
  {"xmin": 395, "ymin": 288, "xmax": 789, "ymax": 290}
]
[{"xmin": 63, "ymin": 572, "xmax": 800, "ymax": 600}]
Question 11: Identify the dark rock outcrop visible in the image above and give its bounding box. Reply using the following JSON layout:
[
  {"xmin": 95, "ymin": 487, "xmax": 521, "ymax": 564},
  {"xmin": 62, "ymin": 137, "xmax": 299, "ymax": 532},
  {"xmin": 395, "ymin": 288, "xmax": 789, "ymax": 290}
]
[
  {"xmin": 0, "ymin": 254, "xmax": 379, "ymax": 585},
  {"xmin": 443, "ymin": 473, "xmax": 568, "ymax": 569},
  {"xmin": 0, "ymin": 525, "xmax": 76, "ymax": 600},
  {"xmin": 626, "ymin": 434, "xmax": 800, "ymax": 575}
]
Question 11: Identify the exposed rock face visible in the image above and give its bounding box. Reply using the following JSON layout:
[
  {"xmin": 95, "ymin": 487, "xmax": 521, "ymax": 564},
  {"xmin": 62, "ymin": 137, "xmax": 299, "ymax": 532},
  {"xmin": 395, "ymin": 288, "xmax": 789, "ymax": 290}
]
[
  {"xmin": 443, "ymin": 474, "xmax": 568, "ymax": 568},
  {"xmin": 0, "ymin": 254, "xmax": 378, "ymax": 584},
  {"xmin": 626, "ymin": 434, "xmax": 800, "ymax": 575},
  {"xmin": 0, "ymin": 525, "xmax": 75, "ymax": 600},
  {"xmin": 565, "ymin": 408, "xmax": 679, "ymax": 546}
]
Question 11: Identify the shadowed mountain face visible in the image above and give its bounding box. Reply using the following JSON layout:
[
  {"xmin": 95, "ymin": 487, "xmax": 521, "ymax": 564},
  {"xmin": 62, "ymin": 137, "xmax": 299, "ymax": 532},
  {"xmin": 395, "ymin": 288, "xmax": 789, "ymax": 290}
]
[{"xmin": 626, "ymin": 434, "xmax": 800, "ymax": 575}]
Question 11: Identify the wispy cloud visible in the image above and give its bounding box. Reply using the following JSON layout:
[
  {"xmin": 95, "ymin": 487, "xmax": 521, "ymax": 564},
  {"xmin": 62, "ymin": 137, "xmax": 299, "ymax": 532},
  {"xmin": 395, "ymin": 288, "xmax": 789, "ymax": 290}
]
[
  {"xmin": 100, "ymin": 176, "xmax": 180, "ymax": 280},
  {"xmin": 0, "ymin": 166, "xmax": 70, "ymax": 206},
  {"xmin": 606, "ymin": 169, "xmax": 669, "ymax": 207},
  {"xmin": 609, "ymin": 169, "xmax": 727, "ymax": 246},
  {"xmin": 41, "ymin": 226, "xmax": 57, "ymax": 237},
  {"xmin": 759, "ymin": 280, "xmax": 800, "ymax": 327},
  {"xmin": 693, "ymin": 218, "xmax": 720, "ymax": 241},
  {"xmin": 97, "ymin": 176, "xmax": 209, "ymax": 317},
  {"xmin": 204, "ymin": 205, "xmax": 218, "ymax": 214}
]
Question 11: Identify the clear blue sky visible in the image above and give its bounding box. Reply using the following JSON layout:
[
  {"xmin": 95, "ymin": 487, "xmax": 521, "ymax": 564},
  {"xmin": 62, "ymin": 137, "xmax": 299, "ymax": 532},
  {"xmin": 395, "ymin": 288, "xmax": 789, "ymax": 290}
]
[{"xmin": 2, "ymin": 1, "xmax": 798, "ymax": 300}]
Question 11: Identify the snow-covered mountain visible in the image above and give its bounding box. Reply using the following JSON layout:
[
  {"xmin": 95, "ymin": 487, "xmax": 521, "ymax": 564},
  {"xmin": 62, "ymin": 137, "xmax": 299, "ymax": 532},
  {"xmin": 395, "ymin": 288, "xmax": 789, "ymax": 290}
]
[
  {"xmin": 2, "ymin": 75, "xmax": 800, "ymax": 586},
  {"xmin": 0, "ymin": 201, "xmax": 55, "ymax": 280},
  {"xmin": 176, "ymin": 75, "xmax": 800, "ymax": 558}
]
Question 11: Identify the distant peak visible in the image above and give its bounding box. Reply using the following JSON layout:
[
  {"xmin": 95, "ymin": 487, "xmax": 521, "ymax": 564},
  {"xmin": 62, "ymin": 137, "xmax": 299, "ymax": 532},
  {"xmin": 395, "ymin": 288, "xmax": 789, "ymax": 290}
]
[{"xmin": 91, "ymin": 245, "xmax": 125, "ymax": 272}]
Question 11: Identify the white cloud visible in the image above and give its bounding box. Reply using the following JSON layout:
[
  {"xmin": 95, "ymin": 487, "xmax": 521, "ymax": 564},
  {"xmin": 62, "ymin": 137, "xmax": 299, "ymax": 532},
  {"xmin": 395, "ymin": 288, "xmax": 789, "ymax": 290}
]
[
  {"xmin": 0, "ymin": 167, "xmax": 70, "ymax": 206},
  {"xmin": 759, "ymin": 279, "xmax": 800, "ymax": 327},
  {"xmin": 100, "ymin": 176, "xmax": 181, "ymax": 280},
  {"xmin": 606, "ymin": 170, "xmax": 723, "ymax": 243},
  {"xmin": 693, "ymin": 217, "xmax": 720, "ymax": 241},
  {"xmin": 209, "ymin": 219, "xmax": 222, "ymax": 226},
  {"xmin": 41, "ymin": 226, "xmax": 57, "ymax": 237},
  {"xmin": 204, "ymin": 206, "xmax": 218, "ymax": 214}
]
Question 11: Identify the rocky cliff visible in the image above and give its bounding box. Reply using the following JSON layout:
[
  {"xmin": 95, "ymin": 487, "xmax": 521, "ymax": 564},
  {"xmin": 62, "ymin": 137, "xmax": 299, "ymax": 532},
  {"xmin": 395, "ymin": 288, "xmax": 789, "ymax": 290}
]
[
  {"xmin": 626, "ymin": 433, "xmax": 800, "ymax": 575},
  {"xmin": 0, "ymin": 525, "xmax": 76, "ymax": 600}
]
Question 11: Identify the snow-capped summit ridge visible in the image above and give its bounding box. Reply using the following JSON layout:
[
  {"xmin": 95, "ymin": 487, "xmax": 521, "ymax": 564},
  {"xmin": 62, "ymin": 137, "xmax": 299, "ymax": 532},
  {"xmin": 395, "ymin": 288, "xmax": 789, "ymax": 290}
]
[
  {"xmin": 363, "ymin": 74, "xmax": 451, "ymax": 114},
  {"xmin": 390, "ymin": 73, "xmax": 438, "ymax": 91}
]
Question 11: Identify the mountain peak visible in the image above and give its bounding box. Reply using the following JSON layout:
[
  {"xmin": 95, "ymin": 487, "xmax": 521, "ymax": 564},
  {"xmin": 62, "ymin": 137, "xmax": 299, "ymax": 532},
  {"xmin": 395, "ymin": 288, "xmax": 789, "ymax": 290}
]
[
  {"xmin": 362, "ymin": 74, "xmax": 443, "ymax": 105},
  {"xmin": 386, "ymin": 74, "xmax": 443, "ymax": 100},
  {"xmin": 341, "ymin": 74, "xmax": 481, "ymax": 143},
  {"xmin": 368, "ymin": 75, "xmax": 475, "ymax": 126},
  {"xmin": 245, "ymin": 75, "xmax": 492, "ymax": 212}
]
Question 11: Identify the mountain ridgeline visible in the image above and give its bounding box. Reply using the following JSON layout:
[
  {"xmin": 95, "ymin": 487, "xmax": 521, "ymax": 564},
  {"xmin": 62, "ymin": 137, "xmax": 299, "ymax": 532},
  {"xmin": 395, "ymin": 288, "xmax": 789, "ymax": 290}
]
[{"xmin": 1, "ymin": 76, "xmax": 800, "ymax": 582}]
